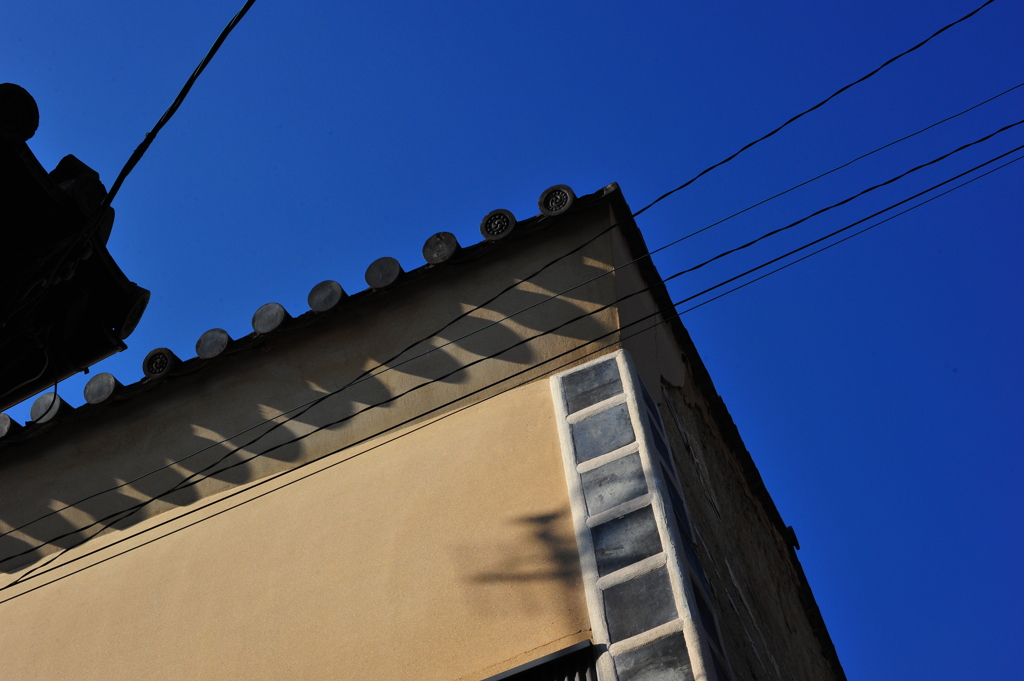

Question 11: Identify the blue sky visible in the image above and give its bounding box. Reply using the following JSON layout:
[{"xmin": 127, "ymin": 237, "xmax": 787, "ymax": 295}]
[{"xmin": 3, "ymin": 1, "xmax": 1022, "ymax": 678}]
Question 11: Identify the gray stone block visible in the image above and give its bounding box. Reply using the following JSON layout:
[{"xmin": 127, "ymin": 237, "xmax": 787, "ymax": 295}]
[
  {"xmin": 662, "ymin": 478, "xmax": 693, "ymax": 543},
  {"xmin": 648, "ymin": 415, "xmax": 673, "ymax": 467},
  {"xmin": 572, "ymin": 402, "xmax": 635, "ymax": 464},
  {"xmin": 563, "ymin": 358, "xmax": 622, "ymax": 414},
  {"xmin": 581, "ymin": 452, "xmax": 648, "ymax": 516},
  {"xmin": 603, "ymin": 565, "xmax": 677, "ymax": 642},
  {"xmin": 692, "ymin": 583, "xmax": 722, "ymax": 650},
  {"xmin": 639, "ymin": 380, "xmax": 663, "ymax": 429},
  {"xmin": 592, "ymin": 505, "xmax": 663, "ymax": 577},
  {"xmin": 614, "ymin": 633, "xmax": 695, "ymax": 681}
]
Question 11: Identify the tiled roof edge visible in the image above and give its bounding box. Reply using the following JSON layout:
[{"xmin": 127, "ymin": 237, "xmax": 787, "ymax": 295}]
[{"xmin": 0, "ymin": 183, "xmax": 617, "ymax": 451}]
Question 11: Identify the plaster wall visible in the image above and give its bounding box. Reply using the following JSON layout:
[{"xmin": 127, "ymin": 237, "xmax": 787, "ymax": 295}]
[
  {"xmin": 0, "ymin": 379, "xmax": 591, "ymax": 681},
  {"xmin": 0, "ymin": 203, "xmax": 623, "ymax": 574},
  {"xmin": 0, "ymin": 184, "xmax": 843, "ymax": 679}
]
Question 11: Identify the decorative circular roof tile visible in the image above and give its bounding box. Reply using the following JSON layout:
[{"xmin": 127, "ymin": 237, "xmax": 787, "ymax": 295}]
[
  {"xmin": 30, "ymin": 393, "xmax": 64, "ymax": 423},
  {"xmin": 538, "ymin": 185, "xmax": 576, "ymax": 217},
  {"xmin": 422, "ymin": 232, "xmax": 461, "ymax": 265},
  {"xmin": 252, "ymin": 302, "xmax": 289, "ymax": 334},
  {"xmin": 0, "ymin": 413, "xmax": 21, "ymax": 438},
  {"xmin": 308, "ymin": 280, "xmax": 346, "ymax": 312},
  {"xmin": 480, "ymin": 209, "xmax": 516, "ymax": 241},
  {"xmin": 196, "ymin": 328, "xmax": 232, "ymax": 359},
  {"xmin": 365, "ymin": 257, "xmax": 404, "ymax": 290},
  {"xmin": 143, "ymin": 347, "xmax": 180, "ymax": 379},
  {"xmin": 84, "ymin": 373, "xmax": 121, "ymax": 404}
]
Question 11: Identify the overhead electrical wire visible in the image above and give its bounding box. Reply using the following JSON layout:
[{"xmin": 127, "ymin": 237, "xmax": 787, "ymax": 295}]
[
  {"xmin": 7, "ymin": 117, "xmax": 1020, "ymax": 568},
  {"xmin": 680, "ymin": 153, "xmax": 1024, "ymax": 316},
  {"xmin": 1, "ymin": 0, "xmax": 1006, "ymax": 486},
  {"xmin": 1, "ymin": 0, "xmax": 995, "ymax": 378},
  {"xmin": 11, "ymin": 147, "xmax": 1022, "ymax": 588},
  {"xmin": 630, "ymin": 0, "xmax": 1000, "ymax": 218},
  {"xmin": 5, "ymin": 138, "xmax": 1021, "ymax": 583},
  {"xmin": 2, "ymin": 148, "xmax": 1019, "ymax": 604},
  {"xmin": 646, "ymin": 80, "xmax": 1024, "ymax": 247},
  {"xmin": 0, "ymin": 0, "xmax": 1011, "ymax": 600},
  {"xmin": 0, "ymin": 0, "xmax": 1008, "ymax": 561},
  {"xmin": 99, "ymin": 0, "xmax": 259, "ymax": 212},
  {"xmin": 3, "ymin": 100, "xmax": 1021, "ymax": 545},
  {"xmin": 656, "ymin": 118, "xmax": 1024, "ymax": 284}
]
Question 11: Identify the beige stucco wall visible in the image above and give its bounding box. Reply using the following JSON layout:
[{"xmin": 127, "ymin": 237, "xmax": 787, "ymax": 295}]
[
  {"xmin": 0, "ymin": 379, "xmax": 591, "ymax": 681},
  {"xmin": 0, "ymin": 186, "xmax": 843, "ymax": 680},
  {"xmin": 0, "ymin": 199, "xmax": 638, "ymax": 680},
  {"xmin": 0, "ymin": 202, "xmax": 623, "ymax": 574}
]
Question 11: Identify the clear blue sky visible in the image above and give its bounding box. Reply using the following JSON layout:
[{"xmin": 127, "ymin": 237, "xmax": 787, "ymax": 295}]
[{"xmin": 3, "ymin": 1, "xmax": 1022, "ymax": 678}]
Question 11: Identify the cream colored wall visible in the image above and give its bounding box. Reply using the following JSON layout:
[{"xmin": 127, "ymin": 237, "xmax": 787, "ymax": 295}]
[
  {"xmin": 0, "ymin": 201, "xmax": 643, "ymax": 680},
  {"xmin": 0, "ymin": 200, "xmax": 843, "ymax": 679},
  {"xmin": 0, "ymin": 379, "xmax": 591, "ymax": 681},
  {"xmin": 0, "ymin": 204, "xmax": 622, "ymax": 573}
]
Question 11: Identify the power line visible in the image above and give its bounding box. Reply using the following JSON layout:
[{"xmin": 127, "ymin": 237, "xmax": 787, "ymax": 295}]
[
  {"xmin": 661, "ymin": 144, "xmax": 1024, "ymax": 312},
  {"xmin": 5, "ymin": 0, "xmax": 995, "ymax": 388},
  {"xmin": 678, "ymin": 154, "xmax": 1024, "ymax": 316},
  {"xmin": 3, "ymin": 145, "xmax": 1017, "ymax": 604},
  {"xmin": 100, "ymin": 0, "xmax": 259, "ymax": 212},
  {"xmin": 648, "ymin": 80, "xmax": 1024, "ymax": 248},
  {"xmin": 5, "ymin": 7, "xmax": 1014, "ymax": 540},
  {"xmin": 659, "ymin": 118, "xmax": 1024, "ymax": 284},
  {"xmin": 4, "ymin": 7, "xmax": 1007, "ymax": 484},
  {"xmin": 5, "ymin": 139, "xmax": 1019, "ymax": 581},
  {"xmin": 0, "ymin": 0, "xmax": 1008, "ymax": 591},
  {"xmin": 631, "ymin": 0, "xmax": 1000, "ymax": 219},
  {"xmin": 4, "ymin": 107, "xmax": 1020, "ymax": 546}
]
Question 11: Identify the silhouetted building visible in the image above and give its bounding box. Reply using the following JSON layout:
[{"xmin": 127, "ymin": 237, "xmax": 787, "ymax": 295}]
[{"xmin": 0, "ymin": 83, "xmax": 149, "ymax": 414}]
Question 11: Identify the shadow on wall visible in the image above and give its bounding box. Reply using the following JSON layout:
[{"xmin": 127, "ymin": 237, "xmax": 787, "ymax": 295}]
[
  {"xmin": 0, "ymin": 260, "xmax": 610, "ymax": 576},
  {"xmin": 451, "ymin": 510, "xmax": 584, "ymax": 618},
  {"xmin": 471, "ymin": 512, "xmax": 582, "ymax": 585}
]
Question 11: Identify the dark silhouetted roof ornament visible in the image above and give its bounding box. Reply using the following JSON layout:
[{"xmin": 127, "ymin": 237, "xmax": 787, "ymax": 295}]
[
  {"xmin": 30, "ymin": 393, "xmax": 68, "ymax": 424},
  {"xmin": 84, "ymin": 372, "xmax": 122, "ymax": 405},
  {"xmin": 307, "ymin": 280, "xmax": 346, "ymax": 312},
  {"xmin": 538, "ymin": 185, "xmax": 576, "ymax": 217},
  {"xmin": 0, "ymin": 84, "xmax": 150, "ymax": 411},
  {"xmin": 252, "ymin": 303, "xmax": 290, "ymax": 334},
  {"xmin": 143, "ymin": 348, "xmax": 180, "ymax": 380},
  {"xmin": 479, "ymin": 209, "xmax": 516, "ymax": 241},
  {"xmin": 196, "ymin": 328, "xmax": 233, "ymax": 359},
  {"xmin": 0, "ymin": 83, "xmax": 39, "ymax": 142},
  {"xmin": 365, "ymin": 257, "xmax": 404, "ymax": 290}
]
